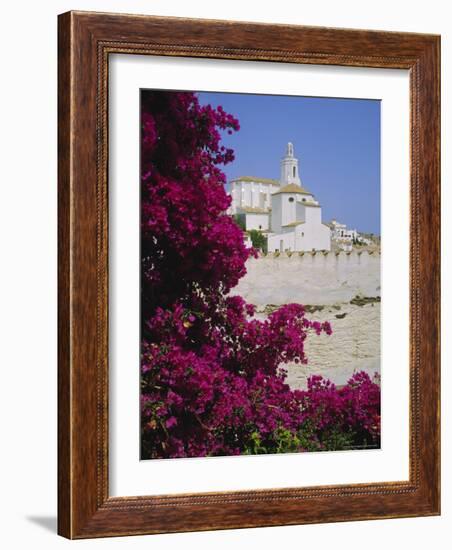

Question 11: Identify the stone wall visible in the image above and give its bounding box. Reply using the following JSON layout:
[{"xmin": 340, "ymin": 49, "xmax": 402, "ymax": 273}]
[
  {"xmin": 232, "ymin": 249, "xmax": 380, "ymax": 307},
  {"xmin": 231, "ymin": 250, "xmax": 381, "ymax": 388}
]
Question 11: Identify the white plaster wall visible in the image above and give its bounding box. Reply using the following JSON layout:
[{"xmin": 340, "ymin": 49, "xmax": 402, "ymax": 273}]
[
  {"xmin": 270, "ymin": 194, "xmax": 282, "ymax": 232},
  {"xmin": 295, "ymin": 201, "xmax": 307, "ymax": 222},
  {"xmin": 305, "ymin": 205, "xmax": 321, "ymax": 224},
  {"xmin": 267, "ymin": 232, "xmax": 295, "ymax": 252},
  {"xmin": 281, "ymin": 194, "xmax": 297, "ymax": 226},
  {"xmin": 232, "ymin": 180, "xmax": 276, "ymax": 209},
  {"xmin": 259, "ymin": 183, "xmax": 272, "ymax": 208},
  {"xmin": 245, "ymin": 213, "xmax": 270, "ymax": 231},
  {"xmin": 250, "ymin": 183, "xmax": 258, "ymax": 207},
  {"xmin": 243, "ymin": 182, "xmax": 251, "ymax": 206},
  {"xmin": 268, "ymin": 222, "xmax": 330, "ymax": 252},
  {"xmin": 233, "ymin": 250, "xmax": 380, "ymax": 306},
  {"xmin": 295, "ymin": 220, "xmax": 331, "ymax": 251},
  {"xmin": 270, "ymin": 183, "xmax": 279, "ymax": 195}
]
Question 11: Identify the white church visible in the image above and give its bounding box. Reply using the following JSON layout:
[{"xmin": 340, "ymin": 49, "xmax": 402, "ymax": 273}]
[{"xmin": 229, "ymin": 143, "xmax": 331, "ymax": 252}]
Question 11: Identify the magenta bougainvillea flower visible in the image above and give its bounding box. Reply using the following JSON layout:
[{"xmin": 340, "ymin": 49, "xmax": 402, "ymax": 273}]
[{"xmin": 140, "ymin": 91, "xmax": 380, "ymax": 459}]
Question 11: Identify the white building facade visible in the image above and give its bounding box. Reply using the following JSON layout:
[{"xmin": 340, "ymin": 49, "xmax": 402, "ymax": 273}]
[
  {"xmin": 229, "ymin": 143, "xmax": 331, "ymax": 252},
  {"xmin": 329, "ymin": 219, "xmax": 372, "ymax": 250},
  {"xmin": 228, "ymin": 176, "xmax": 279, "ymax": 231},
  {"xmin": 329, "ymin": 219, "xmax": 358, "ymax": 241}
]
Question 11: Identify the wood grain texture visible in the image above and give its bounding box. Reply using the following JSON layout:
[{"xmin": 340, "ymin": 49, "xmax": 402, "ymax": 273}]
[
  {"xmin": 57, "ymin": 10, "xmax": 72, "ymax": 538},
  {"xmin": 57, "ymin": 10, "xmax": 440, "ymax": 539}
]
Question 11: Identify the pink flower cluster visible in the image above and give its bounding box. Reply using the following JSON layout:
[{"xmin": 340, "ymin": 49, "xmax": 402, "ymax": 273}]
[
  {"xmin": 140, "ymin": 91, "xmax": 380, "ymax": 458},
  {"xmin": 297, "ymin": 372, "xmax": 381, "ymax": 450},
  {"xmin": 140, "ymin": 91, "xmax": 251, "ymax": 317}
]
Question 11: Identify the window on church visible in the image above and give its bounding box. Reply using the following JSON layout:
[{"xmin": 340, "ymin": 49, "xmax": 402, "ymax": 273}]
[
  {"xmin": 293, "ymin": 166, "xmax": 296, "ymax": 177},
  {"xmin": 288, "ymin": 197, "xmax": 294, "ymax": 203}
]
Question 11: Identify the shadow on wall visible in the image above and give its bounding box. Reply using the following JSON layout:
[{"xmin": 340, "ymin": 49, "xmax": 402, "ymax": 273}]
[{"xmin": 25, "ymin": 516, "xmax": 57, "ymax": 534}]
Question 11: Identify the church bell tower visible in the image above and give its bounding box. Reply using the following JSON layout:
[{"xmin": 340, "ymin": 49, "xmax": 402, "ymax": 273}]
[{"xmin": 280, "ymin": 142, "xmax": 302, "ymax": 186}]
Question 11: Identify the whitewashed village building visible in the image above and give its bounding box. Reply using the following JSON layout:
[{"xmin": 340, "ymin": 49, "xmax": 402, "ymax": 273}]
[
  {"xmin": 329, "ymin": 219, "xmax": 358, "ymax": 241},
  {"xmin": 229, "ymin": 143, "xmax": 331, "ymax": 252},
  {"xmin": 328, "ymin": 219, "xmax": 372, "ymax": 251}
]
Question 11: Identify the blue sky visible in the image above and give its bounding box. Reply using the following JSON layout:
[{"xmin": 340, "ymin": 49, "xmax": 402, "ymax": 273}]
[{"xmin": 198, "ymin": 92, "xmax": 380, "ymax": 235}]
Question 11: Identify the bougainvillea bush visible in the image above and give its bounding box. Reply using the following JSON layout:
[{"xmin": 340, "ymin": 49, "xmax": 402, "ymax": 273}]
[{"xmin": 140, "ymin": 90, "xmax": 380, "ymax": 459}]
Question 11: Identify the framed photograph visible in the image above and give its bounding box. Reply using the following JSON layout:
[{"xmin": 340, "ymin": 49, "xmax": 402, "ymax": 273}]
[{"xmin": 58, "ymin": 11, "xmax": 440, "ymax": 538}]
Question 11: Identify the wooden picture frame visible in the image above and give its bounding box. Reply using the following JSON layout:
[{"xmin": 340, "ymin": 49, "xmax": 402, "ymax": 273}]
[{"xmin": 58, "ymin": 10, "xmax": 440, "ymax": 539}]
